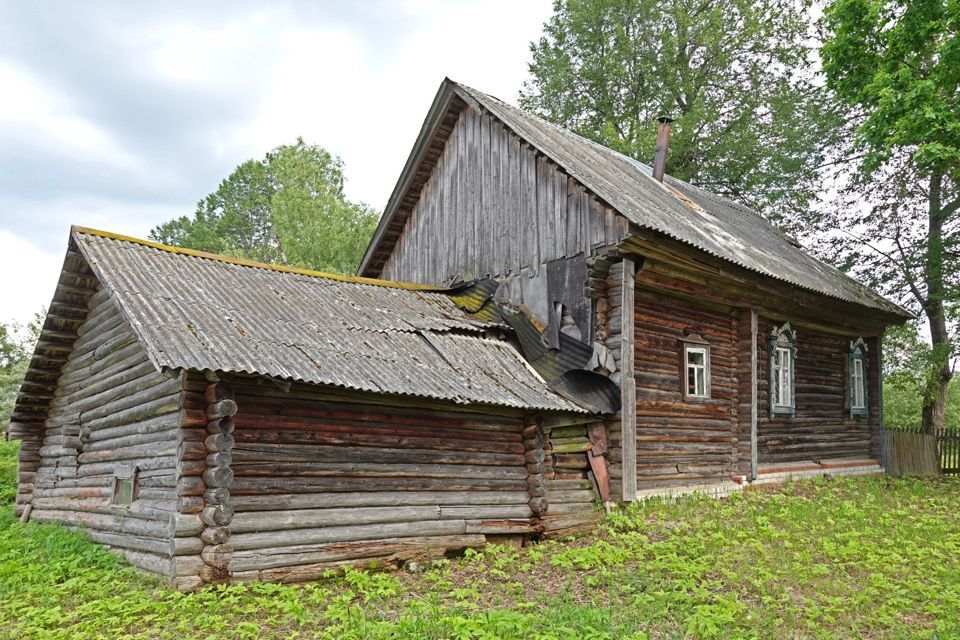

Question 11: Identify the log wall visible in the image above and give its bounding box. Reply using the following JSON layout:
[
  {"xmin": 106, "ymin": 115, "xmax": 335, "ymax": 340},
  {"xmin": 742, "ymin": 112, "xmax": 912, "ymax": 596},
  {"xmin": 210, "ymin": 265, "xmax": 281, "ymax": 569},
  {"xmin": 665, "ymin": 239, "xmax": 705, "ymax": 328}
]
[
  {"xmin": 175, "ymin": 375, "xmax": 600, "ymax": 584},
  {"xmin": 756, "ymin": 321, "xmax": 881, "ymax": 463},
  {"xmin": 378, "ymin": 105, "xmax": 628, "ymax": 285},
  {"xmin": 23, "ymin": 289, "xmax": 187, "ymax": 579},
  {"xmin": 632, "ymin": 288, "xmax": 740, "ymax": 489}
]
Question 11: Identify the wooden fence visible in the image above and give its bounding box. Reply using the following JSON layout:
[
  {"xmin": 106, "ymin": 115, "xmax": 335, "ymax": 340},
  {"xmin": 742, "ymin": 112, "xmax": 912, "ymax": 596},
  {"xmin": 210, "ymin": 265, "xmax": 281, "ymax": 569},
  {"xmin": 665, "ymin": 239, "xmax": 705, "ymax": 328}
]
[
  {"xmin": 940, "ymin": 431, "xmax": 960, "ymax": 475},
  {"xmin": 882, "ymin": 430, "xmax": 940, "ymax": 477}
]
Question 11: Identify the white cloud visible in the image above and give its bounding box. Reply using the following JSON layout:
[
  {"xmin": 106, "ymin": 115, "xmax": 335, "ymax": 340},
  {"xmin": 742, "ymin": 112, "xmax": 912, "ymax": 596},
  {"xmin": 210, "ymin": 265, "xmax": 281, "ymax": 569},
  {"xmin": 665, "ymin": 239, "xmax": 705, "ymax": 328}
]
[
  {"xmin": 0, "ymin": 60, "xmax": 143, "ymax": 172},
  {"xmin": 0, "ymin": 0, "xmax": 555, "ymax": 323},
  {"xmin": 0, "ymin": 230, "xmax": 63, "ymax": 325}
]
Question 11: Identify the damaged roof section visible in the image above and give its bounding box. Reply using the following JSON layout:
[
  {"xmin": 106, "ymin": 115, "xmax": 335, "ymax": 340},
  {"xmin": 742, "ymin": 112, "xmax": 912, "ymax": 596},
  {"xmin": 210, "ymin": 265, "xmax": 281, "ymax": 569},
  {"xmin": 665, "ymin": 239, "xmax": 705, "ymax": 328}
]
[
  {"xmin": 360, "ymin": 79, "xmax": 910, "ymax": 318},
  {"xmin": 69, "ymin": 228, "xmax": 586, "ymax": 413}
]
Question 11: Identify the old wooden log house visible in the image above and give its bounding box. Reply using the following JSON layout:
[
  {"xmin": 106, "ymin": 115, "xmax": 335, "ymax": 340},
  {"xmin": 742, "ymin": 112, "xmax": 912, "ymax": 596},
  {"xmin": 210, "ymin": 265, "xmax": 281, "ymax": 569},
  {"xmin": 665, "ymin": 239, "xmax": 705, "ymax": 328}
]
[
  {"xmin": 358, "ymin": 79, "xmax": 912, "ymax": 500},
  {"xmin": 10, "ymin": 228, "xmax": 611, "ymax": 589},
  {"xmin": 9, "ymin": 78, "xmax": 911, "ymax": 588}
]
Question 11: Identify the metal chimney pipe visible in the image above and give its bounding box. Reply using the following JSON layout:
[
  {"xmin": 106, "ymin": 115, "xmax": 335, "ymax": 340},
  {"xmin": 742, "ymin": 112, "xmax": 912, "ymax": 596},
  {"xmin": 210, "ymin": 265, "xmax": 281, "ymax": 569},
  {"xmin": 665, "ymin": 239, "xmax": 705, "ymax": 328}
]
[{"xmin": 652, "ymin": 115, "xmax": 673, "ymax": 182}]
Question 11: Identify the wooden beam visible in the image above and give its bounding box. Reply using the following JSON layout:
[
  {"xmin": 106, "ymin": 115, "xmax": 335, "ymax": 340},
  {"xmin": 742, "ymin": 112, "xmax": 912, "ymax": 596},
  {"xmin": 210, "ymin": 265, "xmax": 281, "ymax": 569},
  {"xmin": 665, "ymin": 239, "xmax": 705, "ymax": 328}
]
[
  {"xmin": 621, "ymin": 231, "xmax": 906, "ymax": 334},
  {"xmin": 620, "ymin": 258, "xmax": 637, "ymax": 500},
  {"xmin": 750, "ymin": 307, "xmax": 759, "ymax": 480}
]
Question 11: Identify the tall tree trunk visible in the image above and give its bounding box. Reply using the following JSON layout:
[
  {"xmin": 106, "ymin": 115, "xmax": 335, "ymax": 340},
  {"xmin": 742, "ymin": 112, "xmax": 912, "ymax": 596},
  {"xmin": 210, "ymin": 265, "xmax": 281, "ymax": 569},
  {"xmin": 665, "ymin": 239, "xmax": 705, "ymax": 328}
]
[
  {"xmin": 922, "ymin": 303, "xmax": 951, "ymax": 435},
  {"xmin": 921, "ymin": 170, "xmax": 952, "ymax": 435}
]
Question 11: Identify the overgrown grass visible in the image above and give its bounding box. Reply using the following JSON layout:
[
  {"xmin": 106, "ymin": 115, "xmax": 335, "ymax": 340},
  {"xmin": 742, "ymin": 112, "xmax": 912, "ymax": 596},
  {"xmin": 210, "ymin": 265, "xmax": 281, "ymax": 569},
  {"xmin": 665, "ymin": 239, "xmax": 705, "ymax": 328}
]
[
  {"xmin": 1, "ymin": 438, "xmax": 958, "ymax": 638},
  {"xmin": 0, "ymin": 439, "xmax": 18, "ymax": 504}
]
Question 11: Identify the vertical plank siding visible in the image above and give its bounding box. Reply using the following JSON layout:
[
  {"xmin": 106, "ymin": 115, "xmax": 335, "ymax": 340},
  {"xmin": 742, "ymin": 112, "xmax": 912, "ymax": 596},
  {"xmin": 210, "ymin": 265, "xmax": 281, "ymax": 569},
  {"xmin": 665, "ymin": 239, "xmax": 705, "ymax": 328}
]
[
  {"xmin": 756, "ymin": 321, "xmax": 880, "ymax": 463},
  {"xmin": 379, "ymin": 106, "xmax": 628, "ymax": 284},
  {"xmin": 632, "ymin": 289, "xmax": 740, "ymax": 489},
  {"xmin": 735, "ymin": 308, "xmax": 759, "ymax": 476},
  {"xmin": 24, "ymin": 290, "xmax": 188, "ymax": 579}
]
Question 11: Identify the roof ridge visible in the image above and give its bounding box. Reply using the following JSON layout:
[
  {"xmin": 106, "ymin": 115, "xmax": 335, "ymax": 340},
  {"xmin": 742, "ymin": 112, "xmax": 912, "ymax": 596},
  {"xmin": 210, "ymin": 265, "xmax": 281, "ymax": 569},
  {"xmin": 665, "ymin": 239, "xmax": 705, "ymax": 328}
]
[{"xmin": 71, "ymin": 225, "xmax": 444, "ymax": 292}]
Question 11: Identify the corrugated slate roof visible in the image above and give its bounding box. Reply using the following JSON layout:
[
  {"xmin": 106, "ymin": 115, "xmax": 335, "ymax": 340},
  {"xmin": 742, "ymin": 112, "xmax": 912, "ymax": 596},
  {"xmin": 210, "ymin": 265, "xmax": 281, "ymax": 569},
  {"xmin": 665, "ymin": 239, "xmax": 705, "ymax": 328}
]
[
  {"xmin": 72, "ymin": 228, "xmax": 584, "ymax": 413},
  {"xmin": 360, "ymin": 79, "xmax": 909, "ymax": 318},
  {"xmin": 453, "ymin": 83, "xmax": 908, "ymax": 317}
]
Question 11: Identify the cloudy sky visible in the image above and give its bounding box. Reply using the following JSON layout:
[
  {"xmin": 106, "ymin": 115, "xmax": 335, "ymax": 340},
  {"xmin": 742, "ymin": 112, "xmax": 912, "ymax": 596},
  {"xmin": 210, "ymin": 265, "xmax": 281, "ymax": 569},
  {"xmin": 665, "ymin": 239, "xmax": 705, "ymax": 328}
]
[{"xmin": 0, "ymin": 0, "xmax": 553, "ymax": 325}]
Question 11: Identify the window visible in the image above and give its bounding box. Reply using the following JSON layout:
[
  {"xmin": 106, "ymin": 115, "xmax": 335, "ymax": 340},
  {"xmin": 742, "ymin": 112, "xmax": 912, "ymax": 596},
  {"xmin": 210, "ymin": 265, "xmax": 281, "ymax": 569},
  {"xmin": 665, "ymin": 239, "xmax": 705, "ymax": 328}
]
[
  {"xmin": 112, "ymin": 466, "xmax": 138, "ymax": 507},
  {"xmin": 768, "ymin": 323, "xmax": 797, "ymax": 416},
  {"xmin": 682, "ymin": 336, "xmax": 710, "ymax": 401},
  {"xmin": 848, "ymin": 338, "xmax": 868, "ymax": 418},
  {"xmin": 772, "ymin": 347, "xmax": 792, "ymax": 408}
]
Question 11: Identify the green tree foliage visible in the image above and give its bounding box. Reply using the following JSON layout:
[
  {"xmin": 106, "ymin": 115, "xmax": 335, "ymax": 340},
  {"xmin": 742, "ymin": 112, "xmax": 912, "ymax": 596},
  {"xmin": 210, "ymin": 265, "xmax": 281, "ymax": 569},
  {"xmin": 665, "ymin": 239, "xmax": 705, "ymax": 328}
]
[
  {"xmin": 520, "ymin": 0, "xmax": 841, "ymax": 221},
  {"xmin": 819, "ymin": 0, "xmax": 960, "ymax": 433},
  {"xmin": 882, "ymin": 323, "xmax": 960, "ymax": 432},
  {"xmin": 0, "ymin": 313, "xmax": 42, "ymax": 431},
  {"xmin": 150, "ymin": 139, "xmax": 380, "ymax": 275}
]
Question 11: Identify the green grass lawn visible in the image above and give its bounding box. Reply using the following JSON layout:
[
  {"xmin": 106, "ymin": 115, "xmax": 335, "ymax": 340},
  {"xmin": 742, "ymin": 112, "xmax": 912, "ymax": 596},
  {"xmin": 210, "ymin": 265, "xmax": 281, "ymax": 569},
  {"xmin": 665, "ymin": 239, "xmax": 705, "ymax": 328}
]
[{"xmin": 1, "ymin": 441, "xmax": 959, "ymax": 640}]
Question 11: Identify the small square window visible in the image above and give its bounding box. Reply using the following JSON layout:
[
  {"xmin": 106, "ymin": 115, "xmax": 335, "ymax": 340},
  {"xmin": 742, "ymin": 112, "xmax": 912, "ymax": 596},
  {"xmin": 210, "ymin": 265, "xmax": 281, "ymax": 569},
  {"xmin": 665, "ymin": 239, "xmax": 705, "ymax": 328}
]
[{"xmin": 112, "ymin": 466, "xmax": 138, "ymax": 507}]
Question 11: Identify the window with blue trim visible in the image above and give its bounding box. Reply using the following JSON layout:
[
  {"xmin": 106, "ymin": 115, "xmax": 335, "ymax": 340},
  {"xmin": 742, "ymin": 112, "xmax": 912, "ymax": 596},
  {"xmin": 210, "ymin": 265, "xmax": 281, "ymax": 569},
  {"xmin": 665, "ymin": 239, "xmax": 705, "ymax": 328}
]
[
  {"xmin": 849, "ymin": 338, "xmax": 869, "ymax": 418},
  {"xmin": 769, "ymin": 323, "xmax": 797, "ymax": 417}
]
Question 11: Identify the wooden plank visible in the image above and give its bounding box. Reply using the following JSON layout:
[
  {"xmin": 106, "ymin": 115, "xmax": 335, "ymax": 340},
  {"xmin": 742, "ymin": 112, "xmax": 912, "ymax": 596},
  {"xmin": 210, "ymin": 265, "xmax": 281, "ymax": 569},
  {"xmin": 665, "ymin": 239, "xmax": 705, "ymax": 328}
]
[
  {"xmin": 750, "ymin": 307, "xmax": 759, "ymax": 479},
  {"xmin": 620, "ymin": 258, "xmax": 637, "ymax": 499}
]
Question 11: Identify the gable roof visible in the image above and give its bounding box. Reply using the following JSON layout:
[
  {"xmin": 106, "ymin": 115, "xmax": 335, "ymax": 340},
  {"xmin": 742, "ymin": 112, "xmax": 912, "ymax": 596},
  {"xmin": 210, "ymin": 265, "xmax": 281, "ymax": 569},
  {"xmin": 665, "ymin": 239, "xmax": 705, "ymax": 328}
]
[
  {"xmin": 360, "ymin": 78, "xmax": 910, "ymax": 319},
  {"xmin": 9, "ymin": 227, "xmax": 585, "ymax": 437}
]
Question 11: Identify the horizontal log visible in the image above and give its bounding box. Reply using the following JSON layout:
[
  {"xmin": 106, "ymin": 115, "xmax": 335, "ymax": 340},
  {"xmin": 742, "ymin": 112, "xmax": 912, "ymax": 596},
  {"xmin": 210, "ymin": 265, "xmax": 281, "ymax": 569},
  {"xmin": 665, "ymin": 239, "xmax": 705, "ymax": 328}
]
[
  {"xmin": 201, "ymin": 504, "xmax": 234, "ymax": 527},
  {"xmin": 77, "ymin": 441, "xmax": 177, "ymax": 465},
  {"xmin": 229, "ymin": 534, "xmax": 487, "ymax": 573},
  {"xmin": 231, "ymin": 422, "xmax": 524, "ymax": 454},
  {"xmin": 86, "ymin": 413, "xmax": 180, "ymax": 444},
  {"xmin": 114, "ymin": 548, "xmax": 173, "ymax": 578},
  {"xmin": 229, "ymin": 461, "xmax": 527, "ymax": 481},
  {"xmin": 78, "ymin": 456, "xmax": 176, "ymax": 478},
  {"xmin": 172, "ymin": 555, "xmax": 208, "ymax": 578},
  {"xmin": 201, "ymin": 544, "xmax": 231, "ymax": 570},
  {"xmin": 231, "ymin": 475, "xmax": 529, "ymax": 496},
  {"xmin": 82, "ymin": 393, "xmax": 182, "ymax": 431},
  {"xmin": 80, "ymin": 377, "xmax": 182, "ymax": 424},
  {"xmin": 204, "ymin": 433, "xmax": 234, "ymax": 453},
  {"xmin": 224, "ymin": 386, "xmax": 522, "ymax": 429},
  {"xmin": 202, "ymin": 466, "xmax": 233, "ymax": 488},
  {"xmin": 230, "ymin": 505, "xmax": 443, "ymax": 533},
  {"xmin": 55, "ymin": 357, "xmax": 155, "ymax": 409},
  {"xmin": 172, "ymin": 513, "xmax": 204, "ymax": 537},
  {"xmin": 207, "ymin": 418, "xmax": 235, "ymax": 435},
  {"xmin": 229, "ymin": 442, "xmax": 524, "ymax": 467},
  {"xmin": 229, "ymin": 519, "xmax": 470, "ymax": 551},
  {"xmin": 464, "ymin": 520, "xmax": 534, "ymax": 535},
  {"xmin": 57, "ymin": 342, "xmax": 146, "ymax": 388},
  {"xmin": 201, "ymin": 527, "xmax": 231, "ymax": 545},
  {"xmin": 550, "ymin": 441, "xmax": 593, "ymax": 454},
  {"xmin": 206, "ymin": 400, "xmax": 238, "ymax": 420},
  {"xmin": 88, "ymin": 529, "xmax": 202, "ymax": 557},
  {"xmin": 85, "ymin": 427, "xmax": 179, "ymax": 453},
  {"xmin": 31, "ymin": 509, "xmax": 172, "ymax": 538},
  {"xmin": 230, "ymin": 490, "xmax": 530, "ymax": 512},
  {"xmin": 30, "ymin": 497, "xmax": 175, "ymax": 522},
  {"xmin": 204, "ymin": 382, "xmax": 234, "ymax": 404}
]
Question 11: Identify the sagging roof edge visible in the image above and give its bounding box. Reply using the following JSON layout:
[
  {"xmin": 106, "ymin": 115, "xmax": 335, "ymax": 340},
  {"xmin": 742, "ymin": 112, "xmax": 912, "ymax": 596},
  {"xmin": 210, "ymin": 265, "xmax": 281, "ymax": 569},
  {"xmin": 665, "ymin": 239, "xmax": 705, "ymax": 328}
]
[{"xmin": 358, "ymin": 78, "xmax": 912, "ymax": 321}]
